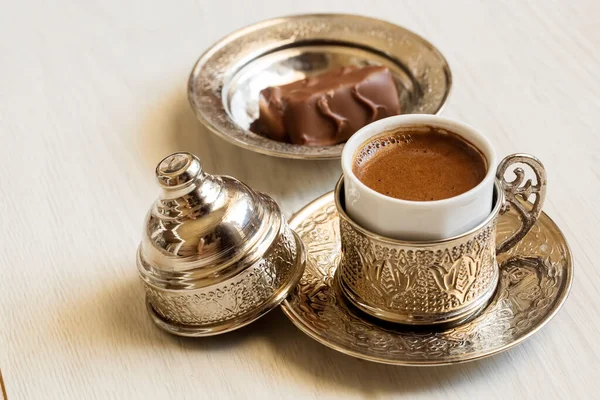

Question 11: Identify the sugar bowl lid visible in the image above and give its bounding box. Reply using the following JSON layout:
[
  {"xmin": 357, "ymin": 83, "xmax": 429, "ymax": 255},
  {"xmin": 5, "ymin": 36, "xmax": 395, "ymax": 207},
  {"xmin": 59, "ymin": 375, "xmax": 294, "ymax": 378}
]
[
  {"xmin": 142, "ymin": 152, "xmax": 279, "ymax": 278},
  {"xmin": 137, "ymin": 152, "xmax": 305, "ymax": 336}
]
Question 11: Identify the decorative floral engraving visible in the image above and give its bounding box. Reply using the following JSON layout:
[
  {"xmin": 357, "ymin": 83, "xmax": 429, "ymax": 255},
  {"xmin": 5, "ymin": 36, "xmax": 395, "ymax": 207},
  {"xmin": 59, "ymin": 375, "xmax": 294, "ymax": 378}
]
[
  {"xmin": 430, "ymin": 256, "xmax": 479, "ymax": 304},
  {"xmin": 282, "ymin": 193, "xmax": 571, "ymax": 364},
  {"xmin": 338, "ymin": 217, "xmax": 496, "ymax": 315},
  {"xmin": 358, "ymin": 251, "xmax": 418, "ymax": 308},
  {"xmin": 144, "ymin": 227, "xmax": 297, "ymax": 326},
  {"xmin": 294, "ymin": 204, "xmax": 339, "ymax": 280}
]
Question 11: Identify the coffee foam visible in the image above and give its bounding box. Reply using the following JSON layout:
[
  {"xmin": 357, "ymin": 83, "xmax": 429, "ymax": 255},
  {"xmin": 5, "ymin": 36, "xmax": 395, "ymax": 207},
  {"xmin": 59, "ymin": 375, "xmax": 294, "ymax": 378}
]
[
  {"xmin": 351, "ymin": 125, "xmax": 488, "ymax": 202},
  {"xmin": 353, "ymin": 126, "xmax": 438, "ymax": 167}
]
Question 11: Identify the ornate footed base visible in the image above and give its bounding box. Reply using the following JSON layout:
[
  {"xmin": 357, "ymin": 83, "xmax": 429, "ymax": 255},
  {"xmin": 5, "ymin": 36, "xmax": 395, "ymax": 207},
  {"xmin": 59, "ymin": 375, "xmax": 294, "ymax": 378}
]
[
  {"xmin": 334, "ymin": 275, "xmax": 493, "ymax": 331},
  {"xmin": 145, "ymin": 231, "xmax": 306, "ymax": 337}
]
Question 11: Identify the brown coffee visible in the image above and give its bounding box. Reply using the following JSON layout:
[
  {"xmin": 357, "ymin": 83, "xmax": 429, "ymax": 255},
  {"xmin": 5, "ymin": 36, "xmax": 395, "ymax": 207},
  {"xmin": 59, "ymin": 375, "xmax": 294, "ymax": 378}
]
[{"xmin": 352, "ymin": 126, "xmax": 487, "ymax": 201}]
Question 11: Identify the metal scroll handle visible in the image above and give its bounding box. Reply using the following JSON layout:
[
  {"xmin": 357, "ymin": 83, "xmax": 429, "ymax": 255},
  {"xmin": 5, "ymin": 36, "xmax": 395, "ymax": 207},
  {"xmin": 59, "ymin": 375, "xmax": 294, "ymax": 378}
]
[{"xmin": 496, "ymin": 153, "xmax": 547, "ymax": 254}]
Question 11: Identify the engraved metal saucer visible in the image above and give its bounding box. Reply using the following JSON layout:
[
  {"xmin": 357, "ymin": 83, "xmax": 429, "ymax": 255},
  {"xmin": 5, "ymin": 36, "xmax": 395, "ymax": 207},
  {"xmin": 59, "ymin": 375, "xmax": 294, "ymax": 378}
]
[
  {"xmin": 188, "ymin": 14, "xmax": 452, "ymax": 160},
  {"xmin": 281, "ymin": 192, "xmax": 573, "ymax": 366}
]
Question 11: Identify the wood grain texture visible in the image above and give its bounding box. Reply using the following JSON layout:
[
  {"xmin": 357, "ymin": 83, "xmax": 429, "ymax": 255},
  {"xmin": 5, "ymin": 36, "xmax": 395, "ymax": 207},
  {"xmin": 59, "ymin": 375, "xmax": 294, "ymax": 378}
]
[{"xmin": 1, "ymin": 0, "xmax": 598, "ymax": 398}]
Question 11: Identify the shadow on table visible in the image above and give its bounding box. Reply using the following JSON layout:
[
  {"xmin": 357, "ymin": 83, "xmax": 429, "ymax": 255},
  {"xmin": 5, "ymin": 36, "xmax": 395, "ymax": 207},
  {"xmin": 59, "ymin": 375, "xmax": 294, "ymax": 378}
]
[
  {"xmin": 65, "ymin": 264, "xmax": 522, "ymax": 396},
  {"xmin": 174, "ymin": 306, "xmax": 520, "ymax": 396},
  {"xmin": 55, "ymin": 273, "xmax": 261, "ymax": 352},
  {"xmin": 137, "ymin": 87, "xmax": 340, "ymax": 214}
]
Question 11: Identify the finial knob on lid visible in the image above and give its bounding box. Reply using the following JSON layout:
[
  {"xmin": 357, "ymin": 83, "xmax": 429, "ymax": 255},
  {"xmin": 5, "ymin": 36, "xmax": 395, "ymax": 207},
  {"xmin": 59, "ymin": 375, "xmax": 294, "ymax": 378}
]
[{"xmin": 156, "ymin": 152, "xmax": 203, "ymax": 189}]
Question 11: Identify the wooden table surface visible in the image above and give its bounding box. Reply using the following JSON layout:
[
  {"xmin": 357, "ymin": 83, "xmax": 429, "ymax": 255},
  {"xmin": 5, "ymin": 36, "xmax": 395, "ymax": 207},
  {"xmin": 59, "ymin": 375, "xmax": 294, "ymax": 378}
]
[{"xmin": 2, "ymin": 1, "xmax": 599, "ymax": 398}]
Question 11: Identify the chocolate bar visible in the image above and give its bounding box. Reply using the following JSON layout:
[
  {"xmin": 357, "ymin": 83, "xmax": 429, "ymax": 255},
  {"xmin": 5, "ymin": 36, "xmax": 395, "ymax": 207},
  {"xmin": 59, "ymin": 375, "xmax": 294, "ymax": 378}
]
[{"xmin": 251, "ymin": 66, "xmax": 401, "ymax": 146}]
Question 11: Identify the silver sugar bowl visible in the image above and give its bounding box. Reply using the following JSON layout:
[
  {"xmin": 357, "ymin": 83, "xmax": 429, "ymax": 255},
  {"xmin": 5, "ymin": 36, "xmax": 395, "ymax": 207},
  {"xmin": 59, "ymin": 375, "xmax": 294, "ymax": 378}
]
[{"xmin": 137, "ymin": 152, "xmax": 306, "ymax": 336}]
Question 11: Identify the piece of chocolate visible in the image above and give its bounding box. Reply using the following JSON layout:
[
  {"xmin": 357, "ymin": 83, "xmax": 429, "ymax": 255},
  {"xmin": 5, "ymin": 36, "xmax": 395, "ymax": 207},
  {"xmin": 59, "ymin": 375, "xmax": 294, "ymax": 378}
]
[{"xmin": 250, "ymin": 66, "xmax": 401, "ymax": 146}]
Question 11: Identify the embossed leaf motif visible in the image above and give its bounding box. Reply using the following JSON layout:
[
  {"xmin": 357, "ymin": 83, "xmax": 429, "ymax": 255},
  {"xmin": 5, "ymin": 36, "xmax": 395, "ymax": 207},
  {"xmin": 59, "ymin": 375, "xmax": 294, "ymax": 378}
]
[
  {"xmin": 430, "ymin": 256, "xmax": 480, "ymax": 304},
  {"xmin": 359, "ymin": 251, "xmax": 417, "ymax": 307}
]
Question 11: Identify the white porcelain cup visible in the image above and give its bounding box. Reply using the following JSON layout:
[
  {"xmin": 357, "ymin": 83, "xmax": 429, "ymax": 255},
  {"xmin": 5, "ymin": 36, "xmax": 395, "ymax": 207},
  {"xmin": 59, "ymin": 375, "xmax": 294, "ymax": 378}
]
[{"xmin": 341, "ymin": 115, "xmax": 498, "ymax": 241}]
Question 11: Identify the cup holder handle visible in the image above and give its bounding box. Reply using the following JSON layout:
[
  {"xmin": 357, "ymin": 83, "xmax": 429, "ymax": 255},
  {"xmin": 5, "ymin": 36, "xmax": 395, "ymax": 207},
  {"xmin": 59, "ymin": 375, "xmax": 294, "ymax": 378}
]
[{"xmin": 496, "ymin": 153, "xmax": 547, "ymax": 254}]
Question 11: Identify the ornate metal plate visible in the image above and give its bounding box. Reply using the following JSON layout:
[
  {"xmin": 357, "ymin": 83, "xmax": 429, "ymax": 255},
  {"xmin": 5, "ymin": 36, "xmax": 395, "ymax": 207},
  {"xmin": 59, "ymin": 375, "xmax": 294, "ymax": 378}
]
[
  {"xmin": 188, "ymin": 14, "xmax": 451, "ymax": 160},
  {"xmin": 281, "ymin": 192, "xmax": 573, "ymax": 366}
]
